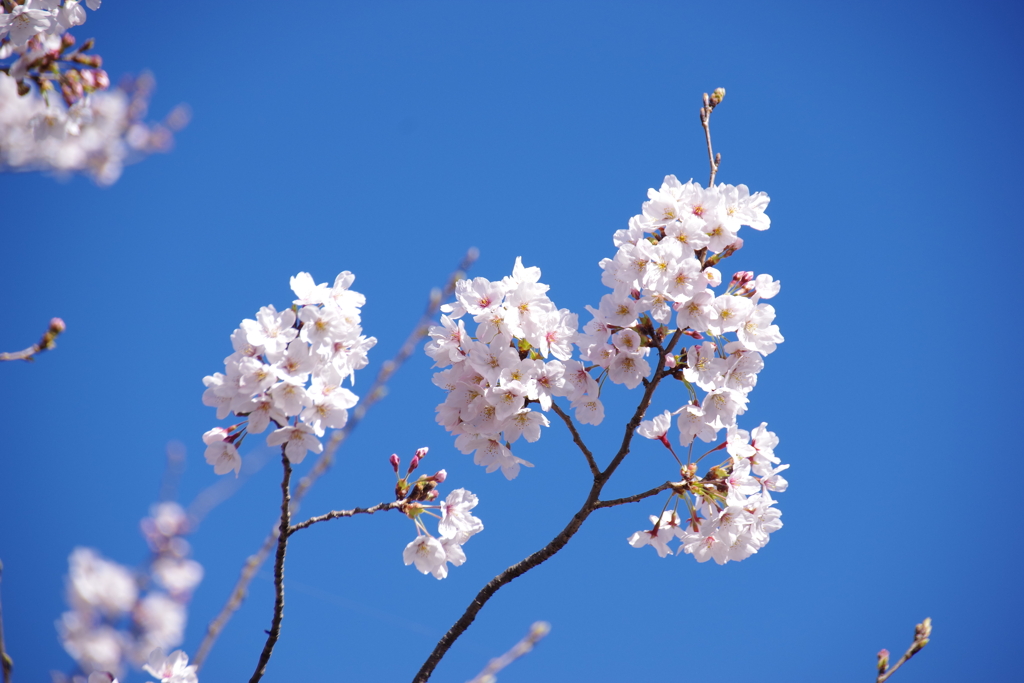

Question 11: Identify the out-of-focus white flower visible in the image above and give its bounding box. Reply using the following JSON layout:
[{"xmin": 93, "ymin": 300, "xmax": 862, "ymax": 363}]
[{"xmin": 67, "ymin": 548, "xmax": 137, "ymax": 616}]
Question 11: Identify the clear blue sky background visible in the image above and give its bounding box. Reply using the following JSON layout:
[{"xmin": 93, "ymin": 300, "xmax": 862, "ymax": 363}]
[{"xmin": 2, "ymin": 2, "xmax": 1022, "ymax": 682}]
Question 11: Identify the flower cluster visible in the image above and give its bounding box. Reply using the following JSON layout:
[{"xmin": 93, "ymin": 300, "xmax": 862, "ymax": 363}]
[
  {"xmin": 393, "ymin": 449, "xmax": 484, "ymax": 580},
  {"xmin": 201, "ymin": 272, "xmax": 376, "ymax": 474},
  {"xmin": 611, "ymin": 176, "xmax": 787, "ymax": 563},
  {"xmin": 587, "ymin": 175, "xmax": 781, "ymax": 441},
  {"xmin": 0, "ymin": 1, "xmax": 185, "ymax": 184},
  {"xmin": 54, "ymin": 503, "xmax": 202, "ymax": 681},
  {"xmin": 425, "ymin": 257, "xmax": 585, "ymax": 479},
  {"xmin": 628, "ymin": 422, "xmax": 787, "ymax": 564},
  {"xmin": 427, "ymin": 172, "xmax": 787, "ymax": 564}
]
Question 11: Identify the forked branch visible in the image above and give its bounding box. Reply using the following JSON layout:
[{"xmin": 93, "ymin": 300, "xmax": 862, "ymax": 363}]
[{"xmin": 193, "ymin": 250, "xmax": 477, "ymax": 670}]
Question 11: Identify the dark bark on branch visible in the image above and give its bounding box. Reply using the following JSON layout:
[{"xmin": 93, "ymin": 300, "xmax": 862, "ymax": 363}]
[
  {"xmin": 248, "ymin": 452, "xmax": 292, "ymax": 683},
  {"xmin": 412, "ymin": 333, "xmax": 683, "ymax": 682}
]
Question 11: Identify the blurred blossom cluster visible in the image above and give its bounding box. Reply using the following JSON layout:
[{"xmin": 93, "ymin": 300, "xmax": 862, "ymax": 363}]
[
  {"xmin": 53, "ymin": 503, "xmax": 202, "ymax": 683},
  {"xmin": 0, "ymin": 0, "xmax": 186, "ymax": 184}
]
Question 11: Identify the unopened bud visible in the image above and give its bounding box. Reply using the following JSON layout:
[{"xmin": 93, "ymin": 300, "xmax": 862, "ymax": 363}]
[
  {"xmin": 61, "ymin": 33, "xmax": 75, "ymax": 48},
  {"xmin": 49, "ymin": 318, "xmax": 66, "ymax": 334},
  {"xmin": 710, "ymin": 87, "xmax": 726, "ymax": 107},
  {"xmin": 414, "ymin": 446, "xmax": 429, "ymax": 459},
  {"xmin": 425, "ymin": 489, "xmax": 439, "ymax": 501},
  {"xmin": 389, "ymin": 454, "xmax": 400, "ymax": 473},
  {"xmin": 408, "ymin": 455, "xmax": 420, "ymax": 473},
  {"xmin": 432, "ymin": 469, "xmax": 447, "ymax": 483},
  {"xmin": 79, "ymin": 38, "xmax": 95, "ymax": 51},
  {"xmin": 93, "ymin": 69, "xmax": 109, "ymax": 90},
  {"xmin": 682, "ymin": 329, "xmax": 703, "ymax": 340},
  {"xmin": 877, "ymin": 649, "xmax": 890, "ymax": 673},
  {"xmin": 730, "ymin": 271, "xmax": 754, "ymax": 288},
  {"xmin": 664, "ymin": 355, "xmax": 677, "ymax": 369},
  {"xmin": 71, "ymin": 53, "xmax": 102, "ymax": 68},
  {"xmin": 722, "ymin": 237, "xmax": 744, "ymax": 257}
]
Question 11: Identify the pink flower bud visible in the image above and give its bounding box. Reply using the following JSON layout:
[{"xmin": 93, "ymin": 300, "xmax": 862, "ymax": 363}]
[
  {"xmin": 408, "ymin": 455, "xmax": 420, "ymax": 473},
  {"xmin": 49, "ymin": 317, "xmax": 66, "ymax": 334},
  {"xmin": 389, "ymin": 454, "xmax": 400, "ymax": 473},
  {"xmin": 93, "ymin": 69, "xmax": 109, "ymax": 90},
  {"xmin": 414, "ymin": 446, "xmax": 429, "ymax": 459},
  {"xmin": 664, "ymin": 355, "xmax": 677, "ymax": 369},
  {"xmin": 432, "ymin": 469, "xmax": 447, "ymax": 483},
  {"xmin": 730, "ymin": 271, "xmax": 753, "ymax": 288}
]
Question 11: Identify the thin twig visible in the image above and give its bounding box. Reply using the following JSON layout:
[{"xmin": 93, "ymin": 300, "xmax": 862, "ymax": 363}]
[
  {"xmin": 876, "ymin": 618, "xmax": 932, "ymax": 683},
  {"xmin": 193, "ymin": 249, "xmax": 477, "ymax": 669},
  {"xmin": 466, "ymin": 621, "xmax": 551, "ymax": 683},
  {"xmin": 0, "ymin": 559, "xmax": 11, "ymax": 683},
  {"xmin": 248, "ymin": 451, "xmax": 292, "ymax": 683},
  {"xmin": 288, "ymin": 500, "xmax": 405, "ymax": 534},
  {"xmin": 550, "ymin": 401, "xmax": 599, "ymax": 478},
  {"xmin": 0, "ymin": 318, "xmax": 65, "ymax": 362},
  {"xmin": 594, "ymin": 481, "xmax": 677, "ymax": 509},
  {"xmin": 412, "ymin": 338, "xmax": 680, "ymax": 682},
  {"xmin": 699, "ymin": 88, "xmax": 725, "ymax": 187}
]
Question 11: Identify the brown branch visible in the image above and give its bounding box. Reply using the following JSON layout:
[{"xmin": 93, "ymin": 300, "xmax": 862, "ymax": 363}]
[
  {"xmin": 699, "ymin": 88, "xmax": 725, "ymax": 187},
  {"xmin": 594, "ymin": 481, "xmax": 677, "ymax": 509},
  {"xmin": 192, "ymin": 249, "xmax": 477, "ymax": 670},
  {"xmin": 248, "ymin": 451, "xmax": 293, "ymax": 683},
  {"xmin": 288, "ymin": 500, "xmax": 405, "ymax": 534},
  {"xmin": 412, "ymin": 339, "xmax": 680, "ymax": 682},
  {"xmin": 0, "ymin": 559, "xmax": 11, "ymax": 683},
  {"xmin": 550, "ymin": 401, "xmax": 599, "ymax": 478},
  {"xmin": 876, "ymin": 618, "xmax": 932, "ymax": 683},
  {"xmin": 0, "ymin": 318, "xmax": 65, "ymax": 362},
  {"xmin": 466, "ymin": 621, "xmax": 551, "ymax": 683}
]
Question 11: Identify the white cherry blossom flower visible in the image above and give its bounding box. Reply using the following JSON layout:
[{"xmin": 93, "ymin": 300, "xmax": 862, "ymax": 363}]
[
  {"xmin": 143, "ymin": 648, "xmax": 197, "ymax": 683},
  {"xmin": 266, "ymin": 423, "xmax": 322, "ymax": 464},
  {"xmin": 439, "ymin": 489, "xmax": 483, "ymax": 542},
  {"xmin": 403, "ymin": 535, "xmax": 448, "ymax": 579}
]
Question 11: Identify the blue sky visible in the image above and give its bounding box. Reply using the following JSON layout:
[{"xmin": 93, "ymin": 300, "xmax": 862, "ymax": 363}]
[{"xmin": 2, "ymin": 1, "xmax": 1023, "ymax": 682}]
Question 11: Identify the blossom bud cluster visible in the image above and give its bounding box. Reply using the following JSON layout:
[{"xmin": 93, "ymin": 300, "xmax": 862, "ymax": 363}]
[
  {"xmin": 55, "ymin": 503, "xmax": 202, "ymax": 682},
  {"xmin": 628, "ymin": 422, "xmax": 788, "ymax": 564},
  {"xmin": 202, "ymin": 271, "xmax": 376, "ymax": 474},
  {"xmin": 393, "ymin": 449, "xmax": 484, "ymax": 580},
  {"xmin": 425, "ymin": 257, "xmax": 586, "ymax": 479},
  {"xmin": 0, "ymin": 1, "xmax": 186, "ymax": 184}
]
